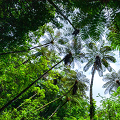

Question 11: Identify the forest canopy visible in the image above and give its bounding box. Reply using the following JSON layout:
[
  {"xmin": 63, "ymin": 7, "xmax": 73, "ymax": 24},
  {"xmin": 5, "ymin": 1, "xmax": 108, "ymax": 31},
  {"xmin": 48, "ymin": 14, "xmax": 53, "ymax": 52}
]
[{"xmin": 0, "ymin": 0, "xmax": 120, "ymax": 120}]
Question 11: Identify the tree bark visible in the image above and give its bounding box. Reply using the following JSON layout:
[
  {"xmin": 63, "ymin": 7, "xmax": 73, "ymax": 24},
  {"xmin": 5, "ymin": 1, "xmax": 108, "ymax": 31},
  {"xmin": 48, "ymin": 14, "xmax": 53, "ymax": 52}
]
[{"xmin": 90, "ymin": 64, "xmax": 96, "ymax": 120}]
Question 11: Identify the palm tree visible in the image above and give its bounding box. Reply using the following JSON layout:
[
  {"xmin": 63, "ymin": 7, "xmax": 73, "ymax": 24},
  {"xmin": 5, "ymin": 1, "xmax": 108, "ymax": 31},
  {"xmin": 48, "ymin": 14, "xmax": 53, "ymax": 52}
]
[
  {"xmin": 63, "ymin": 69, "xmax": 89, "ymax": 97},
  {"xmin": 41, "ymin": 29, "xmax": 67, "ymax": 54},
  {"xmin": 15, "ymin": 26, "xmax": 66, "ymax": 68},
  {"xmin": 83, "ymin": 41, "xmax": 116, "ymax": 120},
  {"xmin": 102, "ymin": 70, "xmax": 120, "ymax": 94}
]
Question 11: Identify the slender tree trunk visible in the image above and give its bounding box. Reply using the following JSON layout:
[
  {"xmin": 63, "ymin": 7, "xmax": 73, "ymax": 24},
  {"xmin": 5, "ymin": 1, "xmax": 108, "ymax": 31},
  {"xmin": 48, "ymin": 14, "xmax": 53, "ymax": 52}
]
[
  {"xmin": 90, "ymin": 65, "xmax": 96, "ymax": 120},
  {"xmin": 16, "ymin": 92, "xmax": 37, "ymax": 110},
  {"xmin": 47, "ymin": 104, "xmax": 61, "ymax": 120},
  {"xmin": 47, "ymin": 100, "xmax": 68, "ymax": 120},
  {"xmin": 48, "ymin": 0, "xmax": 75, "ymax": 29},
  {"xmin": 36, "ymin": 83, "xmax": 74, "ymax": 111},
  {"xmin": 0, "ymin": 42, "xmax": 51, "ymax": 55},
  {"xmin": 0, "ymin": 57, "xmax": 65, "ymax": 112}
]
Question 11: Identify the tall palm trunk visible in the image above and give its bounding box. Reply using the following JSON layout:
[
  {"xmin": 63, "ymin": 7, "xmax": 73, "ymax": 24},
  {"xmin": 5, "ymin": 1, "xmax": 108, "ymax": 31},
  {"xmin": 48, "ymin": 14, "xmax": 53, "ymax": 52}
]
[
  {"xmin": 36, "ymin": 83, "xmax": 74, "ymax": 112},
  {"xmin": 0, "ymin": 57, "xmax": 65, "ymax": 112},
  {"xmin": 47, "ymin": 99, "xmax": 69, "ymax": 120},
  {"xmin": 0, "ymin": 42, "xmax": 51, "ymax": 55},
  {"xmin": 90, "ymin": 64, "xmax": 96, "ymax": 120},
  {"xmin": 47, "ymin": 104, "xmax": 61, "ymax": 120},
  {"xmin": 16, "ymin": 92, "xmax": 37, "ymax": 110},
  {"xmin": 48, "ymin": 0, "xmax": 75, "ymax": 29}
]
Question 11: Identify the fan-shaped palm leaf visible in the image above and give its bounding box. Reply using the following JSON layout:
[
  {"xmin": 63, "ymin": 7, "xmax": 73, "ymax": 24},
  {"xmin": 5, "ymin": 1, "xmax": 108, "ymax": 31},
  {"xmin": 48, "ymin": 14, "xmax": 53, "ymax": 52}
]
[
  {"xmin": 102, "ymin": 81, "xmax": 113, "ymax": 89},
  {"xmin": 102, "ymin": 70, "xmax": 120, "ymax": 94},
  {"xmin": 104, "ymin": 82, "xmax": 115, "ymax": 94},
  {"xmin": 96, "ymin": 66, "xmax": 103, "ymax": 77},
  {"xmin": 87, "ymin": 42, "xmax": 97, "ymax": 51},
  {"xmin": 40, "ymin": 28, "xmax": 67, "ymax": 55}
]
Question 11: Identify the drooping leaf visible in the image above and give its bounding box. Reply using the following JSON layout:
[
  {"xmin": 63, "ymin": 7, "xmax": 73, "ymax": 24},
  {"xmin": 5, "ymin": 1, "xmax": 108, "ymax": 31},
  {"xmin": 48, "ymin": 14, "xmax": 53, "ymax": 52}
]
[
  {"xmin": 104, "ymin": 55, "xmax": 116, "ymax": 63},
  {"xmin": 83, "ymin": 59, "xmax": 93, "ymax": 72},
  {"xmin": 100, "ymin": 46, "xmax": 112, "ymax": 53},
  {"xmin": 101, "ymin": 58, "xmax": 109, "ymax": 67}
]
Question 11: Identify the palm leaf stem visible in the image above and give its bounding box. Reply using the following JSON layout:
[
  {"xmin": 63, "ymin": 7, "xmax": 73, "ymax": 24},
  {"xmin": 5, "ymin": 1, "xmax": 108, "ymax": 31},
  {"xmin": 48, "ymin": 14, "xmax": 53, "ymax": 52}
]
[{"xmin": 36, "ymin": 84, "xmax": 74, "ymax": 112}]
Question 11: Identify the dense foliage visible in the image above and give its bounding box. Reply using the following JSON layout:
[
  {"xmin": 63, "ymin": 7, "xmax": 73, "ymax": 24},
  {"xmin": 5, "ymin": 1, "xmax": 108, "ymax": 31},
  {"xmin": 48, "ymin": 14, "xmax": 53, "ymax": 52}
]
[{"xmin": 0, "ymin": 0, "xmax": 120, "ymax": 120}]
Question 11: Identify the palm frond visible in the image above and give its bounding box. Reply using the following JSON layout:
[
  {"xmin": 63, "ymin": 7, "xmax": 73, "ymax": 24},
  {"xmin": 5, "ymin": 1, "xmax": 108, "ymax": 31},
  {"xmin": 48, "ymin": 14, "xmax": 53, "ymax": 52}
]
[
  {"xmin": 102, "ymin": 58, "xmax": 113, "ymax": 72},
  {"xmin": 102, "ymin": 74, "xmax": 113, "ymax": 82},
  {"xmin": 114, "ymin": 83, "xmax": 120, "ymax": 91},
  {"xmin": 117, "ymin": 70, "xmax": 120, "ymax": 78},
  {"xmin": 34, "ymin": 52, "xmax": 42, "ymax": 58},
  {"xmin": 106, "ymin": 64, "xmax": 113, "ymax": 72},
  {"xmin": 87, "ymin": 42, "xmax": 97, "ymax": 50},
  {"xmin": 100, "ymin": 46, "xmax": 112, "ymax": 53},
  {"xmin": 78, "ymin": 53, "xmax": 86, "ymax": 62},
  {"xmin": 101, "ymin": 58, "xmax": 109, "ymax": 67},
  {"xmin": 111, "ymin": 72, "xmax": 118, "ymax": 79},
  {"xmin": 80, "ymin": 78, "xmax": 90, "ymax": 84},
  {"xmin": 101, "ymin": 64, "xmax": 106, "ymax": 72},
  {"xmin": 109, "ymin": 83, "xmax": 116, "ymax": 94},
  {"xmin": 104, "ymin": 82, "xmax": 114, "ymax": 94},
  {"xmin": 104, "ymin": 55, "xmax": 116, "ymax": 63},
  {"xmin": 102, "ymin": 69, "xmax": 120, "ymax": 94},
  {"xmin": 102, "ymin": 81, "xmax": 112, "ymax": 88},
  {"xmin": 98, "ymin": 40, "xmax": 105, "ymax": 49},
  {"xmin": 83, "ymin": 59, "xmax": 93, "ymax": 72},
  {"xmin": 70, "ymin": 97, "xmax": 81, "ymax": 106},
  {"xmin": 97, "ymin": 68, "xmax": 103, "ymax": 77},
  {"xmin": 91, "ymin": 65, "xmax": 96, "ymax": 75}
]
